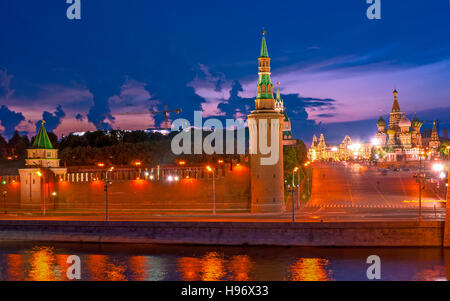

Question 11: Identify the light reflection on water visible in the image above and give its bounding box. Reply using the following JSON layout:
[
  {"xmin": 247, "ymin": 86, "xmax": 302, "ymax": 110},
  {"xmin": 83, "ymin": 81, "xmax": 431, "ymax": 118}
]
[{"xmin": 0, "ymin": 243, "xmax": 448, "ymax": 281}]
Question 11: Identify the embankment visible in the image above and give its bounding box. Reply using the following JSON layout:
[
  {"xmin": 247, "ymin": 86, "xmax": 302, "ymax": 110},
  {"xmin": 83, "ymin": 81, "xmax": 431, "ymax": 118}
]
[{"xmin": 0, "ymin": 220, "xmax": 444, "ymax": 247}]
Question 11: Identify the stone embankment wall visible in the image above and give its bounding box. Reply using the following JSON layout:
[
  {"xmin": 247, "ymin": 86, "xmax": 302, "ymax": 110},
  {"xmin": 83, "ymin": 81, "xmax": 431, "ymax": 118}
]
[{"xmin": 0, "ymin": 220, "xmax": 443, "ymax": 247}]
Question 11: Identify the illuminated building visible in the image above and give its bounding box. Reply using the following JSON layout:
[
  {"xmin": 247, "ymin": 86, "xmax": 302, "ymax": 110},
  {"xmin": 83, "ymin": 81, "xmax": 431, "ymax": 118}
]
[
  {"xmin": 18, "ymin": 120, "xmax": 67, "ymax": 208},
  {"xmin": 274, "ymin": 82, "xmax": 296, "ymax": 146},
  {"xmin": 248, "ymin": 31, "xmax": 285, "ymax": 213}
]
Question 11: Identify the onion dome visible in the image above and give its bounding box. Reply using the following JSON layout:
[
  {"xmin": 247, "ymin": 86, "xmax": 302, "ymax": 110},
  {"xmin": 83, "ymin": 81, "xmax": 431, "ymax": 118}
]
[
  {"xmin": 411, "ymin": 112, "xmax": 422, "ymax": 128},
  {"xmin": 398, "ymin": 115, "xmax": 411, "ymax": 128},
  {"xmin": 377, "ymin": 115, "xmax": 385, "ymax": 127}
]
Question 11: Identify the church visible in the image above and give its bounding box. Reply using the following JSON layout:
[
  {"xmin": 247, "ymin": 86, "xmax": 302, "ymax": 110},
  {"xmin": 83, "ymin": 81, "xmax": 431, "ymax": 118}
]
[{"xmin": 375, "ymin": 90, "xmax": 440, "ymax": 161}]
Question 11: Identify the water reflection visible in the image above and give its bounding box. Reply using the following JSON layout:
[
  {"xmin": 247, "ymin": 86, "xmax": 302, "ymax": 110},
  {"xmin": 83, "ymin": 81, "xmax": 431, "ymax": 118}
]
[
  {"xmin": 28, "ymin": 246, "xmax": 63, "ymax": 281},
  {"xmin": 289, "ymin": 258, "xmax": 332, "ymax": 281},
  {"xmin": 229, "ymin": 255, "xmax": 253, "ymax": 281},
  {"xmin": 0, "ymin": 243, "xmax": 448, "ymax": 281}
]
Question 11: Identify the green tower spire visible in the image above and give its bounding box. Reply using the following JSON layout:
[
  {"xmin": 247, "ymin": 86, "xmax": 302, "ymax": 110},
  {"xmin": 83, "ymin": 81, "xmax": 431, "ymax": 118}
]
[
  {"xmin": 256, "ymin": 30, "xmax": 273, "ymax": 100},
  {"xmin": 260, "ymin": 30, "xmax": 269, "ymax": 58},
  {"xmin": 32, "ymin": 120, "xmax": 54, "ymax": 149}
]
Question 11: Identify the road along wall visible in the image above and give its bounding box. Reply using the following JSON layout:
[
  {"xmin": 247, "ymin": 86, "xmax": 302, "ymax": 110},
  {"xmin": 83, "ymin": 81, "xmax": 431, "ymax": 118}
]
[{"xmin": 0, "ymin": 220, "xmax": 444, "ymax": 247}]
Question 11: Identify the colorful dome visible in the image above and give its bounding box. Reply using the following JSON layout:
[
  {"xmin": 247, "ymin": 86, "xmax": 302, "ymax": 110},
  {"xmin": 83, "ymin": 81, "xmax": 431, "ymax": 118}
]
[
  {"xmin": 377, "ymin": 115, "xmax": 385, "ymax": 126},
  {"xmin": 398, "ymin": 116, "xmax": 411, "ymax": 128},
  {"xmin": 411, "ymin": 113, "xmax": 422, "ymax": 128}
]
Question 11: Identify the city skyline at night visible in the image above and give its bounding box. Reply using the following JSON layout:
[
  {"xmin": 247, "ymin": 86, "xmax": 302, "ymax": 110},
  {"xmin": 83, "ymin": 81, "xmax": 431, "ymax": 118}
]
[{"xmin": 0, "ymin": 1, "xmax": 449, "ymax": 144}]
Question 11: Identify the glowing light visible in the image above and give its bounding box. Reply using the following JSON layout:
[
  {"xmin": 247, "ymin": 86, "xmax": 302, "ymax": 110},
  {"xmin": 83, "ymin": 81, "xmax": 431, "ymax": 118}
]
[
  {"xmin": 371, "ymin": 138, "xmax": 380, "ymax": 146},
  {"xmin": 97, "ymin": 163, "xmax": 105, "ymax": 167},
  {"xmin": 293, "ymin": 167, "xmax": 299, "ymax": 172},
  {"xmin": 134, "ymin": 161, "xmax": 142, "ymax": 166},
  {"xmin": 144, "ymin": 172, "xmax": 149, "ymax": 176},
  {"xmin": 167, "ymin": 175, "xmax": 174, "ymax": 182},
  {"xmin": 439, "ymin": 172, "xmax": 446, "ymax": 179},
  {"xmin": 206, "ymin": 166, "xmax": 213, "ymax": 172},
  {"xmin": 218, "ymin": 159, "xmax": 224, "ymax": 164},
  {"xmin": 331, "ymin": 147, "xmax": 338, "ymax": 152},
  {"xmin": 1, "ymin": 181, "xmax": 6, "ymax": 185},
  {"xmin": 178, "ymin": 161, "xmax": 186, "ymax": 166},
  {"xmin": 35, "ymin": 171, "xmax": 42, "ymax": 177},
  {"xmin": 432, "ymin": 163, "xmax": 444, "ymax": 172},
  {"xmin": 149, "ymin": 175, "xmax": 154, "ymax": 180},
  {"xmin": 349, "ymin": 143, "xmax": 361, "ymax": 151},
  {"xmin": 51, "ymin": 192, "xmax": 57, "ymax": 196},
  {"xmin": 174, "ymin": 176, "xmax": 179, "ymax": 181}
]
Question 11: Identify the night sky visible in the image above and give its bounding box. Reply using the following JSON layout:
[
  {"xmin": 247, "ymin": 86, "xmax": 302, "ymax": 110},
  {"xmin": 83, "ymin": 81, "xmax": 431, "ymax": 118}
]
[{"xmin": 0, "ymin": 0, "xmax": 449, "ymax": 144}]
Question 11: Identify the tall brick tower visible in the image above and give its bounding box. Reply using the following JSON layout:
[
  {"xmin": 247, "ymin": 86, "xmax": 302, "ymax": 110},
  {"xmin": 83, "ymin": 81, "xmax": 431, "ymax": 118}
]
[{"xmin": 248, "ymin": 31, "xmax": 285, "ymax": 213}]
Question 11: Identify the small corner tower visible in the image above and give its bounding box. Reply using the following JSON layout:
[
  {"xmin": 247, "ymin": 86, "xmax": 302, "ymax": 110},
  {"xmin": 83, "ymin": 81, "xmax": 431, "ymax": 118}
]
[
  {"xmin": 18, "ymin": 120, "xmax": 67, "ymax": 209},
  {"xmin": 248, "ymin": 30, "xmax": 285, "ymax": 213}
]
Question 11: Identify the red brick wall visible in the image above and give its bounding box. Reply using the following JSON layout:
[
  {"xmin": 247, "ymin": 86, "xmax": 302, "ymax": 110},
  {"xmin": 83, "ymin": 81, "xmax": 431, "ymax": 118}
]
[
  {"xmin": 54, "ymin": 165, "xmax": 250, "ymax": 212},
  {"xmin": 0, "ymin": 181, "xmax": 20, "ymax": 209}
]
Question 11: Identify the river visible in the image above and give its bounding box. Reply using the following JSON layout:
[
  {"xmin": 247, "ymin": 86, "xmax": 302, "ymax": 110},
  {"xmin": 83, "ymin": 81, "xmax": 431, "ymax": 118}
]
[{"xmin": 0, "ymin": 242, "xmax": 448, "ymax": 281}]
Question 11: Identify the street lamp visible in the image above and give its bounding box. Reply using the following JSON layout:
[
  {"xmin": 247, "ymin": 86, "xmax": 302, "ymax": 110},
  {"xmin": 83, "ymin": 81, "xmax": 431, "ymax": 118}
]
[
  {"xmin": 292, "ymin": 167, "xmax": 299, "ymax": 222},
  {"xmin": 206, "ymin": 165, "xmax": 216, "ymax": 215},
  {"xmin": 418, "ymin": 152, "xmax": 425, "ymax": 221},
  {"xmin": 104, "ymin": 166, "xmax": 114, "ymax": 222},
  {"xmin": 2, "ymin": 191, "xmax": 6, "ymax": 214},
  {"xmin": 35, "ymin": 170, "xmax": 47, "ymax": 216}
]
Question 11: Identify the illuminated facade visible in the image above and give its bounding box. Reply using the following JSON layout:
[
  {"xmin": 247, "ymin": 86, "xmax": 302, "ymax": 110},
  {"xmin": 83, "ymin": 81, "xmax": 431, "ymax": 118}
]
[
  {"xmin": 18, "ymin": 120, "xmax": 66, "ymax": 208},
  {"xmin": 307, "ymin": 90, "xmax": 444, "ymax": 162},
  {"xmin": 248, "ymin": 31, "xmax": 285, "ymax": 213},
  {"xmin": 308, "ymin": 134, "xmax": 372, "ymax": 162},
  {"xmin": 274, "ymin": 82, "xmax": 296, "ymax": 146}
]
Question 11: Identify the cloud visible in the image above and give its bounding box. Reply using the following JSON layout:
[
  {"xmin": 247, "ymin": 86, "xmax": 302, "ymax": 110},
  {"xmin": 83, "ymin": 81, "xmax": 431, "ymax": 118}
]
[
  {"xmin": 191, "ymin": 75, "xmax": 326, "ymax": 141},
  {"xmin": 75, "ymin": 113, "xmax": 84, "ymax": 121},
  {"xmin": 35, "ymin": 104, "xmax": 66, "ymax": 134},
  {"xmin": 0, "ymin": 69, "xmax": 14, "ymax": 99},
  {"xmin": 0, "ymin": 105, "xmax": 25, "ymax": 138},
  {"xmin": 107, "ymin": 79, "xmax": 160, "ymax": 130}
]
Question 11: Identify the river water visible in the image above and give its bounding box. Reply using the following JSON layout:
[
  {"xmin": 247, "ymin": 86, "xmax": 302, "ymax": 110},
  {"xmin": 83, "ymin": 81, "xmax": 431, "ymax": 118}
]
[{"xmin": 0, "ymin": 242, "xmax": 448, "ymax": 281}]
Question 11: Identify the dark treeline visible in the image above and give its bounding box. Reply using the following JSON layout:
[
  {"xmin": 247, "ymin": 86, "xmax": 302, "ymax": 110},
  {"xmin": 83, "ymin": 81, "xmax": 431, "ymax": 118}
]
[{"xmin": 0, "ymin": 129, "xmax": 308, "ymax": 170}]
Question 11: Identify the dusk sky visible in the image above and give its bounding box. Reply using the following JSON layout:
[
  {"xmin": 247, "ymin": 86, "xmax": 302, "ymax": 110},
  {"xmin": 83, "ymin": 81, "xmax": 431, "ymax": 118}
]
[{"xmin": 0, "ymin": 0, "xmax": 449, "ymax": 144}]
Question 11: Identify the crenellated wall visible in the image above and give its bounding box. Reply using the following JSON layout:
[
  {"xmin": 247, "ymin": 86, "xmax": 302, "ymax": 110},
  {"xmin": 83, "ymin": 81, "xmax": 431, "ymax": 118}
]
[{"xmin": 7, "ymin": 165, "xmax": 251, "ymax": 213}]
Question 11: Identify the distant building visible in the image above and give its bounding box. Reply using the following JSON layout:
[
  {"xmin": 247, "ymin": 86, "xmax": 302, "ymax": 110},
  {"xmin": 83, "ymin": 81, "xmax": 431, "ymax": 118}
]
[
  {"xmin": 274, "ymin": 82, "xmax": 296, "ymax": 147},
  {"xmin": 308, "ymin": 134, "xmax": 372, "ymax": 162},
  {"xmin": 309, "ymin": 90, "xmax": 443, "ymax": 162}
]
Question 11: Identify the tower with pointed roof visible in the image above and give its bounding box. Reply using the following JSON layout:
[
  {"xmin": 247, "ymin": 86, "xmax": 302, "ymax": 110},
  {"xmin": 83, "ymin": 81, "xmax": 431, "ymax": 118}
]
[
  {"xmin": 388, "ymin": 89, "xmax": 403, "ymax": 135},
  {"xmin": 429, "ymin": 121, "xmax": 440, "ymax": 149},
  {"xmin": 377, "ymin": 89, "xmax": 425, "ymax": 161},
  {"xmin": 18, "ymin": 120, "xmax": 67, "ymax": 209},
  {"xmin": 25, "ymin": 120, "xmax": 60, "ymax": 167},
  {"xmin": 274, "ymin": 82, "xmax": 296, "ymax": 146},
  {"xmin": 248, "ymin": 30, "xmax": 285, "ymax": 213}
]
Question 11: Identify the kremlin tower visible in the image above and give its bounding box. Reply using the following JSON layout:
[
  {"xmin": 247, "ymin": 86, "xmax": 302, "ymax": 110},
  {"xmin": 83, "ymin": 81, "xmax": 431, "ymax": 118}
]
[
  {"xmin": 248, "ymin": 31, "xmax": 285, "ymax": 213},
  {"xmin": 18, "ymin": 120, "xmax": 66, "ymax": 209}
]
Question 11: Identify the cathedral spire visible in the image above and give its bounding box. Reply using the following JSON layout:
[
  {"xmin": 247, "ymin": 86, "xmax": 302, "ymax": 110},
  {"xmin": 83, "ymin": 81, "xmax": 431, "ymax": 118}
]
[{"xmin": 391, "ymin": 89, "xmax": 400, "ymax": 112}]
